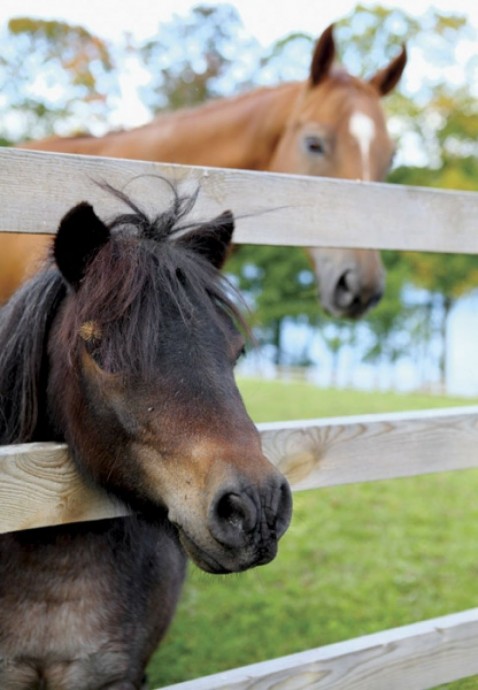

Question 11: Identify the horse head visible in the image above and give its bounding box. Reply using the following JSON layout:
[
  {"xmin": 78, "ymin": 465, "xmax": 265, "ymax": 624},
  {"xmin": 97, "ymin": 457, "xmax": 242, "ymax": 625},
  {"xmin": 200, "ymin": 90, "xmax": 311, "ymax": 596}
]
[
  {"xmin": 269, "ymin": 25, "xmax": 407, "ymax": 318},
  {"xmin": 47, "ymin": 188, "xmax": 292, "ymax": 574}
]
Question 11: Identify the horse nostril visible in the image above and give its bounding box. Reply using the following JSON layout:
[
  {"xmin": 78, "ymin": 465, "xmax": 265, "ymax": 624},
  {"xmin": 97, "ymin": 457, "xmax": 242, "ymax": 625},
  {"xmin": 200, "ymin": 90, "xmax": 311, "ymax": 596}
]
[
  {"xmin": 366, "ymin": 289, "xmax": 384, "ymax": 310},
  {"xmin": 334, "ymin": 271, "xmax": 383, "ymax": 317},
  {"xmin": 209, "ymin": 490, "xmax": 258, "ymax": 548},
  {"xmin": 334, "ymin": 270, "xmax": 357, "ymax": 309}
]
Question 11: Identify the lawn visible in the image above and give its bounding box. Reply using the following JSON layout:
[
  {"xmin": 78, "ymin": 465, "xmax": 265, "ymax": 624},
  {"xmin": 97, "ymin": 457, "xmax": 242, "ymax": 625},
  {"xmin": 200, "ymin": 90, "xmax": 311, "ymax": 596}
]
[{"xmin": 148, "ymin": 378, "xmax": 478, "ymax": 689}]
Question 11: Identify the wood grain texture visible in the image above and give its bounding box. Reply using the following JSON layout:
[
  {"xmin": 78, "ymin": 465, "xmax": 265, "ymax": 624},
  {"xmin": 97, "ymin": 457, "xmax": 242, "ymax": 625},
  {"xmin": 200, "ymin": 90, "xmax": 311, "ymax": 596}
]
[
  {"xmin": 1, "ymin": 148, "xmax": 478, "ymax": 253},
  {"xmin": 1, "ymin": 406, "xmax": 478, "ymax": 534},
  {"xmin": 259, "ymin": 405, "xmax": 478, "ymax": 490},
  {"xmin": 0, "ymin": 442, "xmax": 127, "ymax": 534},
  {"xmin": 157, "ymin": 608, "xmax": 478, "ymax": 690}
]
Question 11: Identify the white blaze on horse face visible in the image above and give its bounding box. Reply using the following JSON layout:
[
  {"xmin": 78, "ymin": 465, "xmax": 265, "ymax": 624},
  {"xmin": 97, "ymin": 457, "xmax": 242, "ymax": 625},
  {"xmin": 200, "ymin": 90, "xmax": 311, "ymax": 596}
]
[{"xmin": 349, "ymin": 111, "xmax": 376, "ymax": 181}]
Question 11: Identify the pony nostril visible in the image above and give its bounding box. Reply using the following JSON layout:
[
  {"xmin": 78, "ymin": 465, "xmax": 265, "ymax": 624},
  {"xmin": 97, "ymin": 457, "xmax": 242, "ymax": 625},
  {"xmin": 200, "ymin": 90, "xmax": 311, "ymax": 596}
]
[
  {"xmin": 209, "ymin": 490, "xmax": 258, "ymax": 547},
  {"xmin": 273, "ymin": 479, "xmax": 293, "ymax": 539},
  {"xmin": 209, "ymin": 477, "xmax": 292, "ymax": 551},
  {"xmin": 216, "ymin": 493, "xmax": 256, "ymax": 531}
]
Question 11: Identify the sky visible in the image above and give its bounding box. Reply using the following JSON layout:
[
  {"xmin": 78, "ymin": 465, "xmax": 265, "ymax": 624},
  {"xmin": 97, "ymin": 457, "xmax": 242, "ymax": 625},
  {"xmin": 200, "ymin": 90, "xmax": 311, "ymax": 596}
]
[
  {"xmin": 0, "ymin": 0, "xmax": 477, "ymax": 48},
  {"xmin": 1, "ymin": 0, "xmax": 476, "ymax": 130}
]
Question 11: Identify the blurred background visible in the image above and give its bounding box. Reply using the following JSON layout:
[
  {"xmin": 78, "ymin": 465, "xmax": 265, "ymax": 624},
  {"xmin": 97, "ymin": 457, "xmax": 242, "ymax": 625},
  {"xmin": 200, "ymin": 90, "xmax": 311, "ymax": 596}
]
[{"xmin": 1, "ymin": 1, "xmax": 477, "ymax": 396}]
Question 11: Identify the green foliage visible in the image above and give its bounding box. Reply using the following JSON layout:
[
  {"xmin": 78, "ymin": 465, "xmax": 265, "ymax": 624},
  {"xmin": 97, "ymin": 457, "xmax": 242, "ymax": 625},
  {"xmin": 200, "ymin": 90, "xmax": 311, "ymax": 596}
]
[
  {"xmin": 8, "ymin": 17, "xmax": 113, "ymax": 76},
  {"xmin": 226, "ymin": 245, "xmax": 322, "ymax": 363},
  {"xmin": 386, "ymin": 158, "xmax": 478, "ymax": 384},
  {"xmin": 139, "ymin": 4, "xmax": 260, "ymax": 112},
  {"xmin": 361, "ymin": 302, "xmax": 401, "ymax": 367},
  {"xmin": 0, "ymin": 17, "xmax": 117, "ymax": 141},
  {"xmin": 147, "ymin": 379, "xmax": 478, "ymax": 688},
  {"xmin": 403, "ymin": 252, "xmax": 478, "ymax": 300}
]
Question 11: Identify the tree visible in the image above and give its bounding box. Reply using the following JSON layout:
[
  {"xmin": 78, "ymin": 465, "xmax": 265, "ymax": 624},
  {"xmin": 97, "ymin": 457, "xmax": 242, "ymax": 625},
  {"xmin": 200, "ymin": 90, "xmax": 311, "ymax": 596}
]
[
  {"xmin": 0, "ymin": 18, "xmax": 116, "ymax": 142},
  {"xmin": 226, "ymin": 245, "xmax": 323, "ymax": 365},
  {"xmin": 139, "ymin": 5, "xmax": 261, "ymax": 112},
  {"xmin": 388, "ymin": 156, "xmax": 478, "ymax": 388}
]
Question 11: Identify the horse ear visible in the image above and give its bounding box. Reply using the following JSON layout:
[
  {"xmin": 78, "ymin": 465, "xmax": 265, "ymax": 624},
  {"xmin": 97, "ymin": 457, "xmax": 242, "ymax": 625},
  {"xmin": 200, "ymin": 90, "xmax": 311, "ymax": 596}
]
[
  {"xmin": 310, "ymin": 24, "xmax": 335, "ymax": 86},
  {"xmin": 177, "ymin": 210, "xmax": 234, "ymax": 269},
  {"xmin": 369, "ymin": 45, "xmax": 407, "ymax": 96},
  {"xmin": 54, "ymin": 202, "xmax": 110, "ymax": 289}
]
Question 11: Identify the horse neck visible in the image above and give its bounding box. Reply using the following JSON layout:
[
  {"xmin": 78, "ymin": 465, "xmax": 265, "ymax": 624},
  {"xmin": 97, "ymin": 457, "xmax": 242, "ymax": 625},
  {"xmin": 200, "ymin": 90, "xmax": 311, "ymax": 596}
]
[
  {"xmin": 143, "ymin": 83, "xmax": 301, "ymax": 169},
  {"xmin": 21, "ymin": 83, "xmax": 302, "ymax": 170}
]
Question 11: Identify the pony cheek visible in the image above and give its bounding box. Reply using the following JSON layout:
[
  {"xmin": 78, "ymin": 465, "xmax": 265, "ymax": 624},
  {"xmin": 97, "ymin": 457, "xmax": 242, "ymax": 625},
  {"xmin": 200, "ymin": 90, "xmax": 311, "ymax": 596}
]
[
  {"xmin": 131, "ymin": 441, "xmax": 204, "ymax": 513},
  {"xmin": 59, "ymin": 350, "xmax": 133, "ymax": 482}
]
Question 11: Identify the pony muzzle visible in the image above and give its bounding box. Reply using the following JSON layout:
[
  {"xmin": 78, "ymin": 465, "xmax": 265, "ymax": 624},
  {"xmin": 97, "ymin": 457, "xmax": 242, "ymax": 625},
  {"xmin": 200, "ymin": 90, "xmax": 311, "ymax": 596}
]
[{"xmin": 206, "ymin": 475, "xmax": 292, "ymax": 567}]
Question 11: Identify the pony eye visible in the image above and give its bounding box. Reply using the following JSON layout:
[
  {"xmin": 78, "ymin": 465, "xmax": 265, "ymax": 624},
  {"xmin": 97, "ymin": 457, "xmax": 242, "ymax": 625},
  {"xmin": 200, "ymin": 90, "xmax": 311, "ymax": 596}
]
[
  {"xmin": 303, "ymin": 135, "xmax": 326, "ymax": 156},
  {"xmin": 79, "ymin": 321, "xmax": 104, "ymax": 366},
  {"xmin": 232, "ymin": 345, "xmax": 246, "ymax": 367},
  {"xmin": 84, "ymin": 339, "xmax": 104, "ymax": 367},
  {"xmin": 234, "ymin": 345, "xmax": 246, "ymax": 365}
]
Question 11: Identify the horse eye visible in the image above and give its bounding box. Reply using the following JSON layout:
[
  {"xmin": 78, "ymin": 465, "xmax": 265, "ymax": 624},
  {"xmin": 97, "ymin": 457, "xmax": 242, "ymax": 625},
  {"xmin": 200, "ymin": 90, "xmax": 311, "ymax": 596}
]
[{"xmin": 303, "ymin": 135, "xmax": 326, "ymax": 156}]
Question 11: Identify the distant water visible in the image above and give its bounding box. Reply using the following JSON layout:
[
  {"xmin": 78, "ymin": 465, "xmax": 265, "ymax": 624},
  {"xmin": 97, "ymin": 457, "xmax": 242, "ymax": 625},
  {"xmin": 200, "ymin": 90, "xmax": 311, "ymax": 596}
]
[
  {"xmin": 239, "ymin": 293, "xmax": 478, "ymax": 398},
  {"xmin": 446, "ymin": 294, "xmax": 478, "ymax": 396}
]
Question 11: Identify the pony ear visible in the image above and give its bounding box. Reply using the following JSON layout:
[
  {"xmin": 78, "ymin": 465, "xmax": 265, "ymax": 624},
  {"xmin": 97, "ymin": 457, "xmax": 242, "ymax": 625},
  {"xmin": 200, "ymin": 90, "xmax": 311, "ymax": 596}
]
[
  {"xmin": 310, "ymin": 24, "xmax": 335, "ymax": 86},
  {"xmin": 177, "ymin": 210, "xmax": 234, "ymax": 269},
  {"xmin": 369, "ymin": 45, "xmax": 407, "ymax": 96},
  {"xmin": 54, "ymin": 202, "xmax": 110, "ymax": 289}
]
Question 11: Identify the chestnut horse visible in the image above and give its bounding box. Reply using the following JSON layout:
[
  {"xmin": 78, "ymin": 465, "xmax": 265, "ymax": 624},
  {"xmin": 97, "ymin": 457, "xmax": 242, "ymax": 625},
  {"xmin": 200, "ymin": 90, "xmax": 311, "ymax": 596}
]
[
  {"xmin": 0, "ymin": 183, "xmax": 292, "ymax": 690},
  {"xmin": 3, "ymin": 25, "xmax": 406, "ymax": 316}
]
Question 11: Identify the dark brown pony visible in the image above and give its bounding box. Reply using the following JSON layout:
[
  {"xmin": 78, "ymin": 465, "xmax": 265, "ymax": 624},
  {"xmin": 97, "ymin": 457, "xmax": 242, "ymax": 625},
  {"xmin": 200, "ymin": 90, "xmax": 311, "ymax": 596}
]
[
  {"xmin": 0, "ymin": 183, "xmax": 292, "ymax": 690},
  {"xmin": 2, "ymin": 25, "xmax": 407, "ymax": 316}
]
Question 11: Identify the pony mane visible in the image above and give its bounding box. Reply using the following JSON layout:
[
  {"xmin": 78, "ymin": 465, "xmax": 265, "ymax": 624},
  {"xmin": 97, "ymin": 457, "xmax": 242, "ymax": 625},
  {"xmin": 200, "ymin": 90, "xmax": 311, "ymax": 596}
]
[
  {"xmin": 0, "ymin": 182, "xmax": 246, "ymax": 444},
  {"xmin": 0, "ymin": 269, "xmax": 66, "ymax": 443}
]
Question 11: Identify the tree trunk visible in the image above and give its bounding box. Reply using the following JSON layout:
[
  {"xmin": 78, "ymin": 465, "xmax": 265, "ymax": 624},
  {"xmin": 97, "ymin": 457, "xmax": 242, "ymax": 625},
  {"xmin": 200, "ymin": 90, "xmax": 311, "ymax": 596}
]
[
  {"xmin": 272, "ymin": 319, "xmax": 283, "ymax": 366},
  {"xmin": 438, "ymin": 294, "xmax": 453, "ymax": 391}
]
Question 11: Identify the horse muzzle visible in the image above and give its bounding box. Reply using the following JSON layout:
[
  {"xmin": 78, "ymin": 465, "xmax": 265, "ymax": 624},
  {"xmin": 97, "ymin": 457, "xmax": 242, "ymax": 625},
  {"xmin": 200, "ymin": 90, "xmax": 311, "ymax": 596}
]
[
  {"xmin": 330, "ymin": 267, "xmax": 384, "ymax": 318},
  {"xmin": 177, "ymin": 473, "xmax": 292, "ymax": 574},
  {"xmin": 309, "ymin": 247, "xmax": 385, "ymax": 319}
]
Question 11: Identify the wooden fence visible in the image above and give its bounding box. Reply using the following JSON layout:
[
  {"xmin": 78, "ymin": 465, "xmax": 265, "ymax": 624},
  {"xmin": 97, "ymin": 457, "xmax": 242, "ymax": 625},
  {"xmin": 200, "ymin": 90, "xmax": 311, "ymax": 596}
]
[{"xmin": 1, "ymin": 148, "xmax": 478, "ymax": 689}]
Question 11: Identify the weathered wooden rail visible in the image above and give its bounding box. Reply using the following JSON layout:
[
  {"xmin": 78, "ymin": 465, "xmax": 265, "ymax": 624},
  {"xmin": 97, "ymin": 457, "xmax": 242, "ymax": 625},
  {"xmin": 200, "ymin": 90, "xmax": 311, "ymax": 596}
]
[{"xmin": 1, "ymin": 148, "xmax": 478, "ymax": 689}]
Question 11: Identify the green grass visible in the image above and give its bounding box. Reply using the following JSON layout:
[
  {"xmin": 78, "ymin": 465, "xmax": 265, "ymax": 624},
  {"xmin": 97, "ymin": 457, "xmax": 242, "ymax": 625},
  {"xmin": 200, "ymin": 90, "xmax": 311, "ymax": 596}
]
[{"xmin": 148, "ymin": 379, "xmax": 478, "ymax": 688}]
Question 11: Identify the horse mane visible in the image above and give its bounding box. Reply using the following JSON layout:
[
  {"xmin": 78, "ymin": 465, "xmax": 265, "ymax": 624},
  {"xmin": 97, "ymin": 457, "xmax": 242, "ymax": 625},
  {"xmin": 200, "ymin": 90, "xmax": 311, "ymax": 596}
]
[
  {"xmin": 0, "ymin": 182, "xmax": 246, "ymax": 445},
  {"xmin": 0, "ymin": 269, "xmax": 66, "ymax": 443}
]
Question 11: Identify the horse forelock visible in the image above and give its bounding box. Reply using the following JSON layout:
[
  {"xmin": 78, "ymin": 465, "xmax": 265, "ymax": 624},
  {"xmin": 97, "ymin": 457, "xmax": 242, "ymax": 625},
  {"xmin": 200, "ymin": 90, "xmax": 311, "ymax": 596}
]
[
  {"xmin": 58, "ymin": 197, "xmax": 245, "ymax": 377},
  {"xmin": 318, "ymin": 66, "xmax": 381, "ymax": 103}
]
